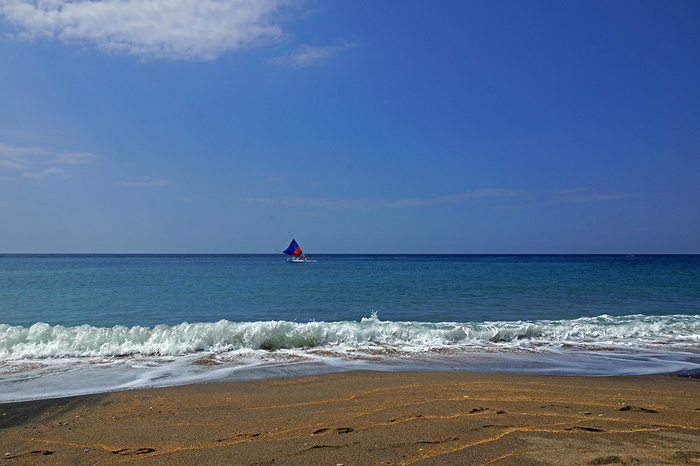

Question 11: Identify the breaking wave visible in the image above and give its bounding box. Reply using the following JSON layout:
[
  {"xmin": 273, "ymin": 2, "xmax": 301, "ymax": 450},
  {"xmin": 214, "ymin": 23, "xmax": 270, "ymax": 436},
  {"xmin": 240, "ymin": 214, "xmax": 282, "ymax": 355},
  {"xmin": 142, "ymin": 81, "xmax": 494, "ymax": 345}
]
[{"xmin": 2, "ymin": 314, "xmax": 698, "ymax": 360}]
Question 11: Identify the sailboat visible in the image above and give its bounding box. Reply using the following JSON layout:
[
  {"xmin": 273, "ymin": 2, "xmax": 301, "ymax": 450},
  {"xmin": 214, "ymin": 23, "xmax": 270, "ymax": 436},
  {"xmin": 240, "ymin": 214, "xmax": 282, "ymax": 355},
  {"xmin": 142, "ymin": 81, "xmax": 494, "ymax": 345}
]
[{"xmin": 283, "ymin": 238, "xmax": 307, "ymax": 262}]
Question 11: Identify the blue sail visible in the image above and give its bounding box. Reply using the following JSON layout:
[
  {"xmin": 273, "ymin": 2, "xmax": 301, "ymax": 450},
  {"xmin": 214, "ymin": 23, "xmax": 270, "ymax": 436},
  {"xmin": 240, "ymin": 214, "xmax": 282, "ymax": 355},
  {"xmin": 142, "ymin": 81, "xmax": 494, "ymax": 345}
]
[{"xmin": 283, "ymin": 239, "xmax": 304, "ymax": 257}]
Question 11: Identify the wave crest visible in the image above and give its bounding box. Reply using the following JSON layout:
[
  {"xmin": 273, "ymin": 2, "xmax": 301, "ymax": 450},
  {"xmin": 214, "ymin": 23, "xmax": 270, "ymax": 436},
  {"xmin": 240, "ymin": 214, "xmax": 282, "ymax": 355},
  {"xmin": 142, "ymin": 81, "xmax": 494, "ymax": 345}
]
[{"xmin": 1, "ymin": 314, "xmax": 698, "ymax": 360}]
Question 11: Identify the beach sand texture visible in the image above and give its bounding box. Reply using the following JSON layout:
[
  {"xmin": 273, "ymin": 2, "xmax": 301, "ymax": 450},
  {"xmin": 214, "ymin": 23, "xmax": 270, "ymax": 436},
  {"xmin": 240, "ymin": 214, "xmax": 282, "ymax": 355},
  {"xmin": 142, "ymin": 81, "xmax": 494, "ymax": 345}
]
[{"xmin": 1, "ymin": 371, "xmax": 698, "ymax": 465}]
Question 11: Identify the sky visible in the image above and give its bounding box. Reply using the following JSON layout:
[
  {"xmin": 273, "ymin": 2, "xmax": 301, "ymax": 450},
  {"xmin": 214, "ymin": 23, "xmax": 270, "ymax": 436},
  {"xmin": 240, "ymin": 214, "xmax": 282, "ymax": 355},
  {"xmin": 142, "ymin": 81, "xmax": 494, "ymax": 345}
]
[{"xmin": 0, "ymin": 0, "xmax": 698, "ymax": 254}]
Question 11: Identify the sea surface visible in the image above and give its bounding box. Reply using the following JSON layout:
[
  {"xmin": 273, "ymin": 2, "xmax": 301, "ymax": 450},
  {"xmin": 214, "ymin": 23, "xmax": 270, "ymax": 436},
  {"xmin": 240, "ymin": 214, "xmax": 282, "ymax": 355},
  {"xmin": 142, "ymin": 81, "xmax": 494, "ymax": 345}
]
[{"xmin": 1, "ymin": 254, "xmax": 699, "ymax": 402}]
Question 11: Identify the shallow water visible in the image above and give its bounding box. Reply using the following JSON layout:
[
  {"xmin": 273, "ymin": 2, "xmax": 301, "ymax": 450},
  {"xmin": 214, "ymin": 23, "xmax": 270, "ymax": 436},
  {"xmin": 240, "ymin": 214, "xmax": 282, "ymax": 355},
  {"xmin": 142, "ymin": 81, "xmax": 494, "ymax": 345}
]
[{"xmin": 1, "ymin": 254, "xmax": 698, "ymax": 402}]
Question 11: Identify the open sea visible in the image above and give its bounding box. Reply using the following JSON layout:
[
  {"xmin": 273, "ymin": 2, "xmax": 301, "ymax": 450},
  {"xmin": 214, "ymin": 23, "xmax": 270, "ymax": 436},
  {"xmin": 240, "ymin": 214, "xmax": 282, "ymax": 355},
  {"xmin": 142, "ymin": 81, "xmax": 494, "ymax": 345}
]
[{"xmin": 1, "ymin": 254, "xmax": 699, "ymax": 402}]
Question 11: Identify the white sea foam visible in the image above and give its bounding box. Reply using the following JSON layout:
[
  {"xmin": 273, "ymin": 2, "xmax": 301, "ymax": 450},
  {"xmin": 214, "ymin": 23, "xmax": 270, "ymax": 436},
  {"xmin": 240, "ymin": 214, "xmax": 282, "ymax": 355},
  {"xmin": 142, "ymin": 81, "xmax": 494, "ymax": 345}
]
[
  {"xmin": 1, "ymin": 314, "xmax": 699, "ymax": 403},
  {"xmin": 1, "ymin": 314, "xmax": 698, "ymax": 360}
]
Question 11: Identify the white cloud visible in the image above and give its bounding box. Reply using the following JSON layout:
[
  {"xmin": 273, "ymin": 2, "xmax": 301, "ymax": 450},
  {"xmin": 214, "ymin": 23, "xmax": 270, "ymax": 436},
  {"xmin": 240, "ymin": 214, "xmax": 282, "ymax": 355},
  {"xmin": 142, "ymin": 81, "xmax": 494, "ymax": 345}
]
[
  {"xmin": 0, "ymin": 141, "xmax": 99, "ymax": 178},
  {"xmin": 242, "ymin": 189, "xmax": 521, "ymax": 211},
  {"xmin": 119, "ymin": 176, "xmax": 173, "ymax": 187},
  {"xmin": 51, "ymin": 151, "xmax": 99, "ymax": 165},
  {"xmin": 22, "ymin": 167, "xmax": 65, "ymax": 178},
  {"xmin": 271, "ymin": 42, "xmax": 357, "ymax": 68},
  {"xmin": 0, "ymin": 142, "xmax": 46, "ymax": 168},
  {"xmin": 242, "ymin": 187, "xmax": 655, "ymax": 211},
  {"xmin": 549, "ymin": 188, "xmax": 650, "ymax": 203},
  {"xmin": 0, "ymin": 0, "xmax": 287, "ymax": 60}
]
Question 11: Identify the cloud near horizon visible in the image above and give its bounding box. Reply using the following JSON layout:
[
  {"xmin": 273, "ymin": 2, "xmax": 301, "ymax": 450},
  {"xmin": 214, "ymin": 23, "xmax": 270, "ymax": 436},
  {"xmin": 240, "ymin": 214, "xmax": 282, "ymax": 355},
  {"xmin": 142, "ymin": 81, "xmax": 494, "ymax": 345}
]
[
  {"xmin": 0, "ymin": 0, "xmax": 287, "ymax": 60},
  {"xmin": 119, "ymin": 176, "xmax": 174, "ymax": 187},
  {"xmin": 22, "ymin": 167, "xmax": 64, "ymax": 179},
  {"xmin": 549, "ymin": 188, "xmax": 651, "ymax": 203},
  {"xmin": 242, "ymin": 189, "xmax": 522, "ymax": 211},
  {"xmin": 0, "ymin": 142, "xmax": 50, "ymax": 167},
  {"xmin": 0, "ymin": 142, "xmax": 99, "ymax": 178},
  {"xmin": 242, "ymin": 187, "xmax": 655, "ymax": 211}
]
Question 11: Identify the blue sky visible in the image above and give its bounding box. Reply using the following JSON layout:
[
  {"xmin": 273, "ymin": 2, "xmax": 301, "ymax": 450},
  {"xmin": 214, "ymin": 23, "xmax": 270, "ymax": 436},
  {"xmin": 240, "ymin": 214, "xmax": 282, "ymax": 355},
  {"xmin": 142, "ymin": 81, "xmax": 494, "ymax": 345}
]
[{"xmin": 0, "ymin": 0, "xmax": 698, "ymax": 254}]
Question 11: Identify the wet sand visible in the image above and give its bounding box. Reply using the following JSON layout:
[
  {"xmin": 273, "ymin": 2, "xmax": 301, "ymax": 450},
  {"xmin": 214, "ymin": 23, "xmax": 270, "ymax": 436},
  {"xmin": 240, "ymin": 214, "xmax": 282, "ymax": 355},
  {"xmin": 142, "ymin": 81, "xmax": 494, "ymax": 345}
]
[{"xmin": 1, "ymin": 371, "xmax": 698, "ymax": 465}]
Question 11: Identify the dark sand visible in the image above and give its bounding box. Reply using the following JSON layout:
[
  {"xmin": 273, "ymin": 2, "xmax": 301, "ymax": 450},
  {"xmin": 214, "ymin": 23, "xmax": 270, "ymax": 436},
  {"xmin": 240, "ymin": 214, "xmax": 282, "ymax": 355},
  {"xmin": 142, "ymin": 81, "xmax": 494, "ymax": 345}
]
[{"xmin": 1, "ymin": 371, "xmax": 698, "ymax": 465}]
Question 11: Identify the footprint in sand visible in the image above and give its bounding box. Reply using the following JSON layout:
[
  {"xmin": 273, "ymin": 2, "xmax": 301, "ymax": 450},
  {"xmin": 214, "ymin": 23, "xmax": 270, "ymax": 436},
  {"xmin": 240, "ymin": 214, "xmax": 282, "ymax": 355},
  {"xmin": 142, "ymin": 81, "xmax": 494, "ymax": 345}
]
[
  {"xmin": 619, "ymin": 406, "xmax": 658, "ymax": 413},
  {"xmin": 111, "ymin": 448, "xmax": 156, "ymax": 455},
  {"xmin": 565, "ymin": 427, "xmax": 605, "ymax": 432},
  {"xmin": 4, "ymin": 450, "xmax": 54, "ymax": 459},
  {"xmin": 311, "ymin": 427, "xmax": 353, "ymax": 435},
  {"xmin": 469, "ymin": 407, "xmax": 488, "ymax": 414}
]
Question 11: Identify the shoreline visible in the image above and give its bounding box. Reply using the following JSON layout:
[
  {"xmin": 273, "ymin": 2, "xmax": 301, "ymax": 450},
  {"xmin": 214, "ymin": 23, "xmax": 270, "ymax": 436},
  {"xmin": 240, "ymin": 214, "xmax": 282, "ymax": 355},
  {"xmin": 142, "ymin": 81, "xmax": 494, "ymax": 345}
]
[{"xmin": 1, "ymin": 371, "xmax": 698, "ymax": 464}]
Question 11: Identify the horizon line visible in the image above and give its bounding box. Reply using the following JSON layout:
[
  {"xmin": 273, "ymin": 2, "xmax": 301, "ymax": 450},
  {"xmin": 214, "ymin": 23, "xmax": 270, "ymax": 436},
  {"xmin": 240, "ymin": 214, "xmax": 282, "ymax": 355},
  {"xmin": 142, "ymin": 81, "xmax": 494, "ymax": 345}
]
[{"xmin": 1, "ymin": 252, "xmax": 697, "ymax": 256}]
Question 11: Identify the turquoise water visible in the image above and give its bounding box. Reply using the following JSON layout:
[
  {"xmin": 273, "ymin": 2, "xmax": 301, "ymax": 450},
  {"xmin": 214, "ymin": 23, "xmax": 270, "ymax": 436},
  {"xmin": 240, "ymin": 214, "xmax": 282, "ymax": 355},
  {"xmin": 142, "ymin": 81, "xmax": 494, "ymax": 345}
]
[
  {"xmin": 1, "ymin": 254, "xmax": 699, "ymax": 401},
  {"xmin": 4, "ymin": 254, "xmax": 698, "ymax": 326}
]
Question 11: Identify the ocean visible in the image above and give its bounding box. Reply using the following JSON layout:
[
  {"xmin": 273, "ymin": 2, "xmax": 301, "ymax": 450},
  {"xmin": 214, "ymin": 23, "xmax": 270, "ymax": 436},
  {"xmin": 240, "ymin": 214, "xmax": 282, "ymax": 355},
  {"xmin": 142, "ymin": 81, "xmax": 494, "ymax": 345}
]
[{"xmin": 1, "ymin": 254, "xmax": 699, "ymax": 402}]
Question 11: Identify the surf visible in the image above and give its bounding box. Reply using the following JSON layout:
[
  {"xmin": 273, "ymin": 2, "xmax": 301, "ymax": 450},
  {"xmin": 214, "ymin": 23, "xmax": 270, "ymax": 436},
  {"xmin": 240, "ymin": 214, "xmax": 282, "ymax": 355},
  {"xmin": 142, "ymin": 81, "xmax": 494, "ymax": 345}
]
[{"xmin": 1, "ymin": 313, "xmax": 698, "ymax": 360}]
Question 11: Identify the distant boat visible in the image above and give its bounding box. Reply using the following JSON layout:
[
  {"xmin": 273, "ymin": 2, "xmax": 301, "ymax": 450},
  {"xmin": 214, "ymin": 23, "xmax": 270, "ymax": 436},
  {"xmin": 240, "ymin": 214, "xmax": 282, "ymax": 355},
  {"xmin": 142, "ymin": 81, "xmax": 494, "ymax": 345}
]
[{"xmin": 283, "ymin": 239, "xmax": 307, "ymax": 263}]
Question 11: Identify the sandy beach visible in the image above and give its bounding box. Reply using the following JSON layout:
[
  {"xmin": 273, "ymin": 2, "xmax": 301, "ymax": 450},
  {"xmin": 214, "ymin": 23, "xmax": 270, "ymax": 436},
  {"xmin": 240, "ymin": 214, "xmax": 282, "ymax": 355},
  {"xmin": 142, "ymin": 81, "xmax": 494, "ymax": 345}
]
[{"xmin": 1, "ymin": 371, "xmax": 698, "ymax": 465}]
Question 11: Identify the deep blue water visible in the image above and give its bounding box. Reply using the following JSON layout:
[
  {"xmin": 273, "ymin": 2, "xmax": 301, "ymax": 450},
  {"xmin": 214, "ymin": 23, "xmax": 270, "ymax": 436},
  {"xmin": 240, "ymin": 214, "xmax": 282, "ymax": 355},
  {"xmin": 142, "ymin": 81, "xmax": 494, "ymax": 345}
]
[
  {"xmin": 1, "ymin": 254, "xmax": 698, "ymax": 402},
  {"xmin": 2, "ymin": 254, "xmax": 698, "ymax": 327}
]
